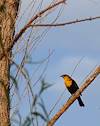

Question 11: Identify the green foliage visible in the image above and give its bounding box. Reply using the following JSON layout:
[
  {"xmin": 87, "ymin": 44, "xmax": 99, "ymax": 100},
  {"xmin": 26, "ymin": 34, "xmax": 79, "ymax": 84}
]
[
  {"xmin": 11, "ymin": 78, "xmax": 52, "ymax": 126},
  {"xmin": 11, "ymin": 110, "xmax": 22, "ymax": 126},
  {"xmin": 22, "ymin": 79, "xmax": 52, "ymax": 125},
  {"xmin": 38, "ymin": 98, "xmax": 49, "ymax": 122},
  {"xmin": 39, "ymin": 79, "xmax": 52, "ymax": 95},
  {"xmin": 22, "ymin": 117, "xmax": 31, "ymax": 126},
  {"xmin": 10, "ymin": 74, "xmax": 18, "ymax": 90},
  {"xmin": 32, "ymin": 111, "xmax": 47, "ymax": 122}
]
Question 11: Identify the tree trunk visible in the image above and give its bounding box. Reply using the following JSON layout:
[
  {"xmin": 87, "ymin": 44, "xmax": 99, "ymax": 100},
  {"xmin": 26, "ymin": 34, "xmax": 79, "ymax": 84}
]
[{"xmin": 0, "ymin": 0, "xmax": 19, "ymax": 125}]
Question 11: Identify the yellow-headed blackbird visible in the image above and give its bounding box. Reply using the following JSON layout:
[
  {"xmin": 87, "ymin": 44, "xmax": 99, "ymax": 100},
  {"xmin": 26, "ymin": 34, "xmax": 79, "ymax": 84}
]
[{"xmin": 60, "ymin": 74, "xmax": 84, "ymax": 107}]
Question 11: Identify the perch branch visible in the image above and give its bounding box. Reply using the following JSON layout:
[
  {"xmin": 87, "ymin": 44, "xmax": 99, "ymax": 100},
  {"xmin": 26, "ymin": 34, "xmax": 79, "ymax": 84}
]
[{"xmin": 47, "ymin": 66, "xmax": 100, "ymax": 126}]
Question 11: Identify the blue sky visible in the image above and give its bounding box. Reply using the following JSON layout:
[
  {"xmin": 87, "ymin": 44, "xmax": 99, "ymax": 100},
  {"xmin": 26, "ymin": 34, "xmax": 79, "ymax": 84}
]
[{"xmin": 14, "ymin": 0, "xmax": 100, "ymax": 125}]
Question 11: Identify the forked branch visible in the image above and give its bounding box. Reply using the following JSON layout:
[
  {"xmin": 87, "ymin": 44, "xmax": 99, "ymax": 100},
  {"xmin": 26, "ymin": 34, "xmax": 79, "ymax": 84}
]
[
  {"xmin": 13, "ymin": 0, "xmax": 66, "ymax": 43},
  {"xmin": 0, "ymin": 0, "xmax": 66, "ymax": 60}
]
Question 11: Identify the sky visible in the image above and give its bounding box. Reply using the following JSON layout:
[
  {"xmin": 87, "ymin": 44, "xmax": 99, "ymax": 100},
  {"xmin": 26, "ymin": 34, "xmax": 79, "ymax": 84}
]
[{"xmin": 14, "ymin": 0, "xmax": 100, "ymax": 126}]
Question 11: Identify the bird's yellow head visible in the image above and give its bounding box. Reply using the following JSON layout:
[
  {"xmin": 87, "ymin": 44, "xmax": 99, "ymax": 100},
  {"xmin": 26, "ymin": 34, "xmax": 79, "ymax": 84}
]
[
  {"xmin": 60, "ymin": 74, "xmax": 71, "ymax": 80},
  {"xmin": 60, "ymin": 74, "xmax": 72, "ymax": 87}
]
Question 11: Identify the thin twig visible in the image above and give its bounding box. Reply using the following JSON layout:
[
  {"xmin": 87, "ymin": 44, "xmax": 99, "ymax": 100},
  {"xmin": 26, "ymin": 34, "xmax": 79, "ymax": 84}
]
[{"xmin": 30, "ymin": 16, "xmax": 100, "ymax": 27}]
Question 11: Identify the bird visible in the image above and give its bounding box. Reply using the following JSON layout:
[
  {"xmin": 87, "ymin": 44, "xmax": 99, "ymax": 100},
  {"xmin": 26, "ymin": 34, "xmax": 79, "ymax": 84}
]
[{"xmin": 60, "ymin": 74, "xmax": 84, "ymax": 107}]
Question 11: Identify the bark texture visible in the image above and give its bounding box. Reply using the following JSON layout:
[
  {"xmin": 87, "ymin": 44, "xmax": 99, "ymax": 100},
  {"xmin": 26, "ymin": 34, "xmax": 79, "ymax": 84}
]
[{"xmin": 0, "ymin": 0, "xmax": 19, "ymax": 125}]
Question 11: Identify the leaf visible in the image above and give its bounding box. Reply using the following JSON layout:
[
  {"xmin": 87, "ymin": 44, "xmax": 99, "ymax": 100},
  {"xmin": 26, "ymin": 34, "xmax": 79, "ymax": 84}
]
[
  {"xmin": 32, "ymin": 94, "xmax": 38, "ymax": 108},
  {"xmin": 11, "ymin": 110, "xmax": 22, "ymax": 125},
  {"xmin": 10, "ymin": 74, "xmax": 18, "ymax": 89},
  {"xmin": 39, "ymin": 79, "xmax": 52, "ymax": 95},
  {"xmin": 32, "ymin": 111, "xmax": 47, "ymax": 122},
  {"xmin": 38, "ymin": 98, "xmax": 49, "ymax": 121},
  {"xmin": 22, "ymin": 117, "xmax": 31, "ymax": 126},
  {"xmin": 23, "ymin": 54, "xmax": 35, "ymax": 65}
]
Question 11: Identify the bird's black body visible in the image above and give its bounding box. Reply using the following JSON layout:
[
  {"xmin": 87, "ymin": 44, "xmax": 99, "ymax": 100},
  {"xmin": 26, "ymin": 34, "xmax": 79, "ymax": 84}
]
[
  {"xmin": 67, "ymin": 79, "xmax": 79, "ymax": 94},
  {"xmin": 67, "ymin": 79, "xmax": 84, "ymax": 107},
  {"xmin": 61, "ymin": 74, "xmax": 84, "ymax": 107}
]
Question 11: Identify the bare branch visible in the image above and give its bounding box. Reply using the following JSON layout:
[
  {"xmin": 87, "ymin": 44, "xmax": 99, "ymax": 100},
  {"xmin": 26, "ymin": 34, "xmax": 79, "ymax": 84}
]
[
  {"xmin": 13, "ymin": 0, "xmax": 66, "ymax": 43},
  {"xmin": 30, "ymin": 16, "xmax": 100, "ymax": 27},
  {"xmin": 0, "ymin": 0, "xmax": 66, "ymax": 61},
  {"xmin": 47, "ymin": 66, "xmax": 100, "ymax": 126},
  {"xmin": 0, "ymin": 3, "xmax": 100, "ymax": 62}
]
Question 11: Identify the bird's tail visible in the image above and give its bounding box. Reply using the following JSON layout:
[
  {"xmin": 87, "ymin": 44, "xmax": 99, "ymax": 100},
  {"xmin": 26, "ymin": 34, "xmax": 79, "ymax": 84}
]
[{"xmin": 77, "ymin": 96, "xmax": 84, "ymax": 107}]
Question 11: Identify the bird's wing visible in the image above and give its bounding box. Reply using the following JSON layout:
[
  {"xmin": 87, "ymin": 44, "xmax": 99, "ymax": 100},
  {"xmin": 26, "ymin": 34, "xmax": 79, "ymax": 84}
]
[{"xmin": 73, "ymin": 80, "xmax": 82, "ymax": 96}]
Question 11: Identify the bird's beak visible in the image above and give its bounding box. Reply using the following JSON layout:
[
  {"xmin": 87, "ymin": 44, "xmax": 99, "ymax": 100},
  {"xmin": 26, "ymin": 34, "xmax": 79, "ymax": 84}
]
[{"xmin": 60, "ymin": 75, "xmax": 63, "ymax": 78}]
